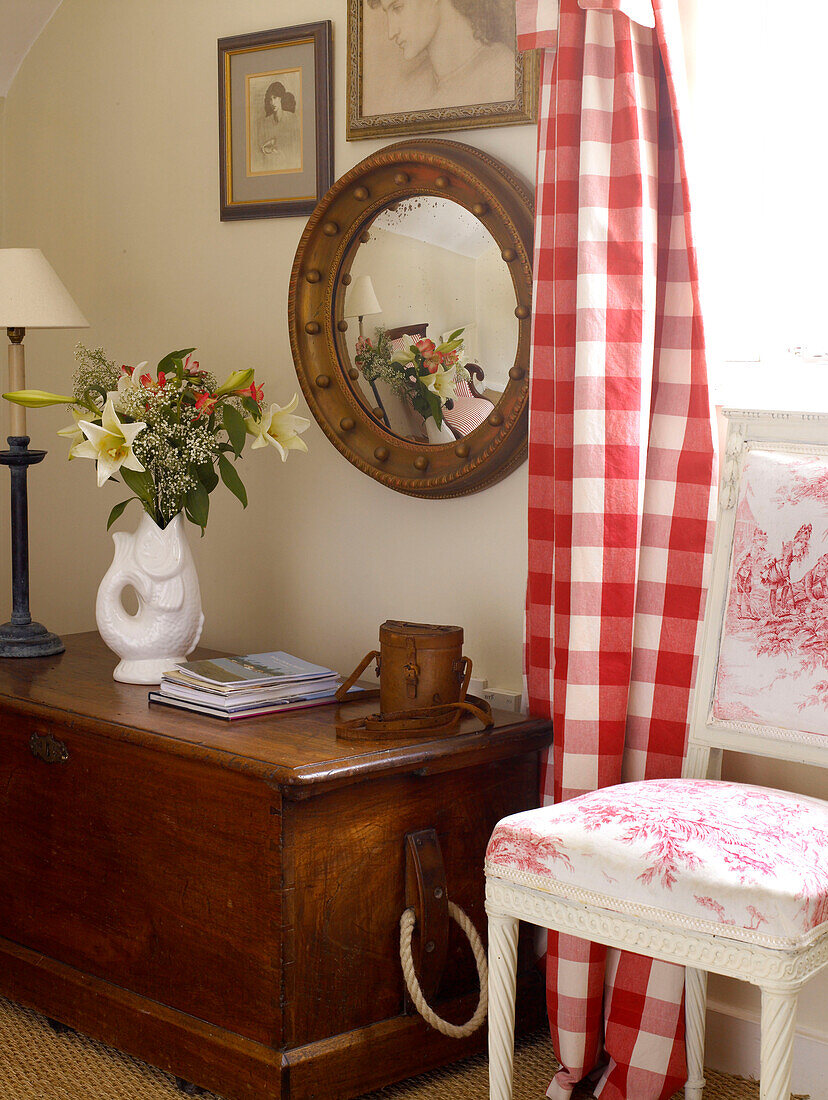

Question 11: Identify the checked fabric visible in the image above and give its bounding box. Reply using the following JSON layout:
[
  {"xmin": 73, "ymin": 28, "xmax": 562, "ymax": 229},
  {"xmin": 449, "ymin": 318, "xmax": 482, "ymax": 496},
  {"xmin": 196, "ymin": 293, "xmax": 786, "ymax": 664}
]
[{"xmin": 518, "ymin": 0, "xmax": 717, "ymax": 1097}]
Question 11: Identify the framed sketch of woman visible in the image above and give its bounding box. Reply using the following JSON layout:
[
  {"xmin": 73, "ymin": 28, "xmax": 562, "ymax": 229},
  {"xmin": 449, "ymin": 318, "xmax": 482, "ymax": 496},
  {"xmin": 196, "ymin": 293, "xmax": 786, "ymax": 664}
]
[
  {"xmin": 347, "ymin": 0, "xmax": 538, "ymax": 139},
  {"xmin": 219, "ymin": 22, "xmax": 332, "ymax": 220}
]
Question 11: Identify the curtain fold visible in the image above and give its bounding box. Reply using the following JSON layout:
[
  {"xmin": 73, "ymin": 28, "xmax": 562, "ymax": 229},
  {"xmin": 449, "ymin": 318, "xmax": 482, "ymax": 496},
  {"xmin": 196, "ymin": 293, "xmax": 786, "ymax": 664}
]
[{"xmin": 520, "ymin": 0, "xmax": 716, "ymax": 1097}]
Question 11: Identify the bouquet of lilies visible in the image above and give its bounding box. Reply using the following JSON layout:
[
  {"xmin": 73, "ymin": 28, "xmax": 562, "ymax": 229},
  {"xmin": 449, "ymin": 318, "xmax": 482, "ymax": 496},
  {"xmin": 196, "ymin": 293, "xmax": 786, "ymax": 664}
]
[
  {"xmin": 389, "ymin": 330, "xmax": 467, "ymax": 429},
  {"xmin": 2, "ymin": 345, "xmax": 309, "ymax": 534}
]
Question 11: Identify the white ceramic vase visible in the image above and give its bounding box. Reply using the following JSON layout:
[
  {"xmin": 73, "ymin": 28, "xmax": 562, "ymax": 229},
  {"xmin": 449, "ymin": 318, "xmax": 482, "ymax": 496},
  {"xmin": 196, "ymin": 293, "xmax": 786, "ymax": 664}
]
[
  {"xmin": 96, "ymin": 511, "xmax": 204, "ymax": 684},
  {"xmin": 425, "ymin": 416, "xmax": 455, "ymax": 444}
]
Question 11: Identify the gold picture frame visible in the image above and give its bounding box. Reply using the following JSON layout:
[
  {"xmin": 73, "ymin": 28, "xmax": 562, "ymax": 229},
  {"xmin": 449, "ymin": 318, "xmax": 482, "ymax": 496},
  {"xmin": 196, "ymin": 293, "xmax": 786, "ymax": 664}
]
[{"xmin": 346, "ymin": 0, "xmax": 538, "ymax": 141}]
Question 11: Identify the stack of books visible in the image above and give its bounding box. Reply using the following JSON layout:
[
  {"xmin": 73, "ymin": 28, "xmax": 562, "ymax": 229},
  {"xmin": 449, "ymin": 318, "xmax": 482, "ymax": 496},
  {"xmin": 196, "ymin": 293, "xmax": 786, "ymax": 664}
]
[{"xmin": 148, "ymin": 651, "xmax": 342, "ymax": 720}]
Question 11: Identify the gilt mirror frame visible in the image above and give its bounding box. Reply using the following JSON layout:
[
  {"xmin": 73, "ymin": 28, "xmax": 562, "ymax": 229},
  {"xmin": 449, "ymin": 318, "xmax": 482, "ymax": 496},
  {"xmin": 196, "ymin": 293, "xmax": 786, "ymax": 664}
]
[{"xmin": 288, "ymin": 139, "xmax": 534, "ymax": 497}]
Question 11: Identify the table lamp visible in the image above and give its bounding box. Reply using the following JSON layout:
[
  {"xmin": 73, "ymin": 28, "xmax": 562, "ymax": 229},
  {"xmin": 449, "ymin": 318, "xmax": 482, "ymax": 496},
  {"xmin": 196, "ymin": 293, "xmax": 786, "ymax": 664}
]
[
  {"xmin": 344, "ymin": 274, "xmax": 381, "ymax": 338},
  {"xmin": 0, "ymin": 248, "xmax": 88, "ymax": 658},
  {"xmin": 343, "ymin": 275, "xmax": 389, "ymax": 426}
]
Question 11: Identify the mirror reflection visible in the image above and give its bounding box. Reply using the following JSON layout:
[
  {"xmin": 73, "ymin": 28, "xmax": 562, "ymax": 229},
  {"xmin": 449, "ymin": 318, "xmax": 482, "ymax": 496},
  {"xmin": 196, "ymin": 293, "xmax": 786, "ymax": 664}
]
[{"xmin": 341, "ymin": 197, "xmax": 518, "ymax": 444}]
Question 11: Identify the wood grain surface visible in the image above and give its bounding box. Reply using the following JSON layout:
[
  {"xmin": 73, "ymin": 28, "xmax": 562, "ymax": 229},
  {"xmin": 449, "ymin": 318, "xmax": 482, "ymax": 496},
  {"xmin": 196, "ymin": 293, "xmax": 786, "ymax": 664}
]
[
  {"xmin": 0, "ymin": 632, "xmax": 551, "ymax": 789},
  {"xmin": 0, "ymin": 632, "xmax": 553, "ymax": 1100}
]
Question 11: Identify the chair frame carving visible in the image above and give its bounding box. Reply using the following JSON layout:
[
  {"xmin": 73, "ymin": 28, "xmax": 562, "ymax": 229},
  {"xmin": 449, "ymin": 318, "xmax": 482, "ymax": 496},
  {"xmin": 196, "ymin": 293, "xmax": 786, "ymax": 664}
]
[{"xmin": 288, "ymin": 139, "xmax": 534, "ymax": 498}]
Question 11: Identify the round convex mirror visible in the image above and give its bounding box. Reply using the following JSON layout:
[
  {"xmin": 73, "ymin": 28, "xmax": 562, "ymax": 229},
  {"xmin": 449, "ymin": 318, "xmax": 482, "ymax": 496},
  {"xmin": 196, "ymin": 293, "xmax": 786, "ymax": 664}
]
[{"xmin": 289, "ymin": 140, "xmax": 533, "ymax": 497}]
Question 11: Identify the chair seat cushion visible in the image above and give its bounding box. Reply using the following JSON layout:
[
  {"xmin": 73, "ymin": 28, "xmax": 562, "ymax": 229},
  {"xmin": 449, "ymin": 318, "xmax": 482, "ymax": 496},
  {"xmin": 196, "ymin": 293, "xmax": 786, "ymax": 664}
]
[
  {"xmin": 443, "ymin": 395, "xmax": 494, "ymax": 434},
  {"xmin": 485, "ymin": 779, "xmax": 828, "ymax": 948}
]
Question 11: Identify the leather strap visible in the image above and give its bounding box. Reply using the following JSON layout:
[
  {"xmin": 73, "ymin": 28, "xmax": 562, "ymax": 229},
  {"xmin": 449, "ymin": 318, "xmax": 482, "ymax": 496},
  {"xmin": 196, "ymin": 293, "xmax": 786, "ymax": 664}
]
[
  {"xmin": 335, "ymin": 694, "xmax": 493, "ymax": 741},
  {"xmin": 335, "ymin": 650, "xmax": 380, "ymax": 701}
]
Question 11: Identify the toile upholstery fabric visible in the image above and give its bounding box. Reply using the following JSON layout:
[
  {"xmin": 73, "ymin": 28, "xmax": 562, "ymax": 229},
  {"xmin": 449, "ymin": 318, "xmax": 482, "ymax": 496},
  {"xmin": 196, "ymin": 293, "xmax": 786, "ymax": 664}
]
[
  {"xmin": 516, "ymin": 0, "xmax": 717, "ymax": 1096},
  {"xmin": 486, "ymin": 779, "xmax": 828, "ymax": 949}
]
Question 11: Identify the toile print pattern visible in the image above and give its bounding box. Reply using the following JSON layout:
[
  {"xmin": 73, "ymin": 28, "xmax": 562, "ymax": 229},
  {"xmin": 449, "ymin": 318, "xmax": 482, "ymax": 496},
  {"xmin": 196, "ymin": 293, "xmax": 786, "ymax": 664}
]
[
  {"xmin": 485, "ymin": 778, "xmax": 828, "ymax": 944},
  {"xmin": 714, "ymin": 446, "xmax": 828, "ymax": 738}
]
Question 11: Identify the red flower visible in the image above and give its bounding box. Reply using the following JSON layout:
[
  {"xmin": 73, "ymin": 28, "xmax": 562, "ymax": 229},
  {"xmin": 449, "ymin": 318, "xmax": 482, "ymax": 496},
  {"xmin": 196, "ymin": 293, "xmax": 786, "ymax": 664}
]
[
  {"xmin": 415, "ymin": 338, "xmax": 436, "ymax": 356},
  {"xmin": 182, "ymin": 354, "xmax": 207, "ymax": 378},
  {"xmin": 120, "ymin": 364, "xmax": 134, "ymax": 377},
  {"xmin": 157, "ymin": 371, "xmax": 167, "ymax": 387},
  {"xmin": 235, "ymin": 380, "xmax": 265, "ymax": 403},
  {"xmin": 194, "ymin": 392, "xmax": 218, "ymax": 419},
  {"xmin": 139, "ymin": 373, "xmax": 152, "ymax": 388}
]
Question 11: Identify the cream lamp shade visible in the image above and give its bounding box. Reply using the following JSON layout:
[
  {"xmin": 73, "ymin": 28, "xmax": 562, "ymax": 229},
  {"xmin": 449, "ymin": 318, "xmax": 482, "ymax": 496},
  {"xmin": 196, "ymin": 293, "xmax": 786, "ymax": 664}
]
[
  {"xmin": 344, "ymin": 275, "xmax": 381, "ymax": 319},
  {"xmin": 0, "ymin": 249, "xmax": 88, "ymax": 328},
  {"xmin": 0, "ymin": 249, "xmax": 88, "ymax": 437}
]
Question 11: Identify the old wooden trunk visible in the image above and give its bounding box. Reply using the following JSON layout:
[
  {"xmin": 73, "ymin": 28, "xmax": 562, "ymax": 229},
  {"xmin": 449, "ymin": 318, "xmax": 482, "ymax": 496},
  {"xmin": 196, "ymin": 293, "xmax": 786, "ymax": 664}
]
[{"xmin": 0, "ymin": 634, "xmax": 551, "ymax": 1099}]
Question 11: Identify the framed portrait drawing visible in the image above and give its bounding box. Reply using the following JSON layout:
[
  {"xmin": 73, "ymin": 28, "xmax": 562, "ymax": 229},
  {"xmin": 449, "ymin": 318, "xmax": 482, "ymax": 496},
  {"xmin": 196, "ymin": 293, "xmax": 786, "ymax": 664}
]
[
  {"xmin": 218, "ymin": 22, "xmax": 333, "ymax": 220},
  {"xmin": 346, "ymin": 0, "xmax": 538, "ymax": 140}
]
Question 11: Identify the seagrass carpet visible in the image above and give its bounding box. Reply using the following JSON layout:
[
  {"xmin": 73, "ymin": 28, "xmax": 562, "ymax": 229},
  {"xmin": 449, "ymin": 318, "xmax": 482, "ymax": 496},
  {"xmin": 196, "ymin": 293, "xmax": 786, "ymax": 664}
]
[{"xmin": 0, "ymin": 995, "xmax": 808, "ymax": 1100}]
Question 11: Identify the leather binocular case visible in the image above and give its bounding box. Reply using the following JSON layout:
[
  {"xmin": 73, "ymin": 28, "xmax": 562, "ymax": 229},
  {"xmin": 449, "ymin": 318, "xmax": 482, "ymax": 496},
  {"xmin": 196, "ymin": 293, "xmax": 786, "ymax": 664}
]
[{"xmin": 335, "ymin": 620, "xmax": 493, "ymax": 740}]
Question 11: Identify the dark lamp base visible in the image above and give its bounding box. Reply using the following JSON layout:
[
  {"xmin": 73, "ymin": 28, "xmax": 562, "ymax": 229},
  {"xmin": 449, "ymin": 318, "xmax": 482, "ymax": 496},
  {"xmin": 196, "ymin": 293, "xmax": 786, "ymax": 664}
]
[
  {"xmin": 0, "ymin": 619, "xmax": 64, "ymax": 658},
  {"xmin": 0, "ymin": 435, "xmax": 64, "ymax": 659}
]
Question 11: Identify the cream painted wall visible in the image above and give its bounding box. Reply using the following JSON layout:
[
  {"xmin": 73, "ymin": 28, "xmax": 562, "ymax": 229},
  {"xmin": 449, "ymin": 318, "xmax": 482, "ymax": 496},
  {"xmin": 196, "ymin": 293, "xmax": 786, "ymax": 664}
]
[
  {"xmin": 474, "ymin": 243, "xmax": 518, "ymax": 392},
  {"xmin": 349, "ymin": 226, "xmax": 477, "ymax": 348},
  {"xmin": 4, "ymin": 0, "xmax": 825, "ymax": 1075},
  {"xmin": 0, "ymin": 0, "xmax": 535, "ymax": 689}
]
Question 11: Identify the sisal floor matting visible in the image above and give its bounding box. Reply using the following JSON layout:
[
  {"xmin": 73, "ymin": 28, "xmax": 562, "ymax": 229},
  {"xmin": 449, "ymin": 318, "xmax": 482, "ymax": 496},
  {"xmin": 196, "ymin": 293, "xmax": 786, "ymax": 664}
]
[{"xmin": 0, "ymin": 995, "xmax": 808, "ymax": 1100}]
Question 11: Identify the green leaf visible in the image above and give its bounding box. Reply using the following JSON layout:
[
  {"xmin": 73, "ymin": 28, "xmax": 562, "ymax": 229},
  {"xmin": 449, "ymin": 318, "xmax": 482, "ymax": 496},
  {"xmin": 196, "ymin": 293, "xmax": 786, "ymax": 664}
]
[
  {"xmin": 435, "ymin": 338, "xmax": 463, "ymax": 354},
  {"xmin": 121, "ymin": 467, "xmax": 155, "ymax": 506},
  {"xmin": 106, "ymin": 499, "xmax": 134, "ymax": 530},
  {"xmin": 447, "ymin": 328, "xmax": 464, "ymax": 341},
  {"xmin": 424, "ymin": 389, "xmax": 443, "ymax": 427},
  {"xmin": 241, "ymin": 395, "xmax": 260, "ymax": 418},
  {"xmin": 157, "ymin": 348, "xmax": 195, "ymax": 375},
  {"xmin": 196, "ymin": 462, "xmax": 219, "ymax": 493},
  {"xmin": 222, "ymin": 403, "xmax": 247, "ymax": 456},
  {"xmin": 218, "ymin": 453, "xmax": 248, "ymax": 509},
  {"xmin": 184, "ymin": 480, "xmax": 210, "ymax": 532}
]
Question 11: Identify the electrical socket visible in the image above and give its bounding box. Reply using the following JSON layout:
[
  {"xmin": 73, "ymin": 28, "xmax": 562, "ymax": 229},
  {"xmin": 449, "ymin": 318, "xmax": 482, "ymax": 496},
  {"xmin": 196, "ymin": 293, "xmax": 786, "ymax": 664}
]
[{"xmin": 483, "ymin": 688, "xmax": 523, "ymax": 713}]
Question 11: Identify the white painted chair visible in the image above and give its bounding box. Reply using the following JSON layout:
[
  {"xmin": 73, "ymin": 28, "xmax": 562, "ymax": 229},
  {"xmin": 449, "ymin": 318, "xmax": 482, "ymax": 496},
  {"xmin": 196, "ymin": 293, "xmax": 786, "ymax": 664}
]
[{"xmin": 485, "ymin": 410, "xmax": 828, "ymax": 1100}]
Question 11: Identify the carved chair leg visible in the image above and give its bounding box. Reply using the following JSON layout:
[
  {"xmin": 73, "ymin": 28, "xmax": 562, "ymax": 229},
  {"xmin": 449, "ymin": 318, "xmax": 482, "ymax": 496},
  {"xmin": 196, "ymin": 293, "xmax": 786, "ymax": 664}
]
[
  {"xmin": 684, "ymin": 967, "xmax": 707, "ymax": 1100},
  {"xmin": 487, "ymin": 908, "xmax": 520, "ymax": 1100},
  {"xmin": 759, "ymin": 986, "xmax": 800, "ymax": 1100}
]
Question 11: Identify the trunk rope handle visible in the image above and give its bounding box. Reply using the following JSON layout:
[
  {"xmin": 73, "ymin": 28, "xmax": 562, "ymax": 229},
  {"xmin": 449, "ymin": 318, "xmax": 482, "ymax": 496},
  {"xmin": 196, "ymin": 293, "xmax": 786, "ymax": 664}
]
[{"xmin": 399, "ymin": 901, "xmax": 488, "ymax": 1038}]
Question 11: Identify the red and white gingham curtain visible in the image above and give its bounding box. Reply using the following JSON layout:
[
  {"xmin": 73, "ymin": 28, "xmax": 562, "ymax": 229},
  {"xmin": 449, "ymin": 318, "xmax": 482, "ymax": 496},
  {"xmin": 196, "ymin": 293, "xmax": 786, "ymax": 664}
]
[{"xmin": 518, "ymin": 0, "xmax": 717, "ymax": 1097}]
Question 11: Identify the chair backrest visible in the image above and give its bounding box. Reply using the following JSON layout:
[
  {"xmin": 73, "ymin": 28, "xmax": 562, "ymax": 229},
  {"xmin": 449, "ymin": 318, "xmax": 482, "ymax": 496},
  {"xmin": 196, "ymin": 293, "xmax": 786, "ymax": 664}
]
[
  {"xmin": 687, "ymin": 409, "xmax": 828, "ymax": 773},
  {"xmin": 384, "ymin": 323, "xmax": 428, "ymax": 344}
]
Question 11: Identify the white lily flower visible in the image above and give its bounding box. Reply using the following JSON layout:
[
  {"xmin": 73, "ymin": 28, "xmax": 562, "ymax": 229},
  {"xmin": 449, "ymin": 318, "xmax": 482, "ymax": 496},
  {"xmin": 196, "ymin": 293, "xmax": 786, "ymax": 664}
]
[
  {"xmin": 119, "ymin": 362, "xmax": 147, "ymax": 391},
  {"xmin": 71, "ymin": 398, "xmax": 147, "ymax": 487},
  {"xmin": 56, "ymin": 408, "xmax": 88, "ymax": 456},
  {"xmin": 105, "ymin": 362, "xmax": 147, "ymax": 412},
  {"xmin": 390, "ymin": 335, "xmax": 418, "ymax": 365},
  {"xmin": 245, "ymin": 395, "xmax": 310, "ymax": 462},
  {"xmin": 420, "ymin": 364, "xmax": 458, "ymax": 405}
]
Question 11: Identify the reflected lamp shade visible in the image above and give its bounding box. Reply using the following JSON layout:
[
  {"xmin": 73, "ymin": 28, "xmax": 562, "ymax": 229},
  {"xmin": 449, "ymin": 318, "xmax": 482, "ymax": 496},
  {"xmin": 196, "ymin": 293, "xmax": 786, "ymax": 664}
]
[
  {"xmin": 345, "ymin": 275, "xmax": 381, "ymax": 319},
  {"xmin": 0, "ymin": 249, "xmax": 88, "ymax": 328}
]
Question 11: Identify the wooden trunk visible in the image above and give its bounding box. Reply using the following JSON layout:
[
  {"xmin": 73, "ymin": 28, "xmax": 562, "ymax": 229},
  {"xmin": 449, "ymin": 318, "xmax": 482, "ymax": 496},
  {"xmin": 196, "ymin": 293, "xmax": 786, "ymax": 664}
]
[{"xmin": 0, "ymin": 634, "xmax": 552, "ymax": 1099}]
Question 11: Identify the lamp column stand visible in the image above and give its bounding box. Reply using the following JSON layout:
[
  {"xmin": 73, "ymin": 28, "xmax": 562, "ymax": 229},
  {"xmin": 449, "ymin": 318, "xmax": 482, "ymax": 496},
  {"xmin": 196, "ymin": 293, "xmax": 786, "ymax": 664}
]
[
  {"xmin": 358, "ymin": 314, "xmax": 390, "ymax": 429},
  {"xmin": 0, "ymin": 434, "xmax": 63, "ymax": 656}
]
